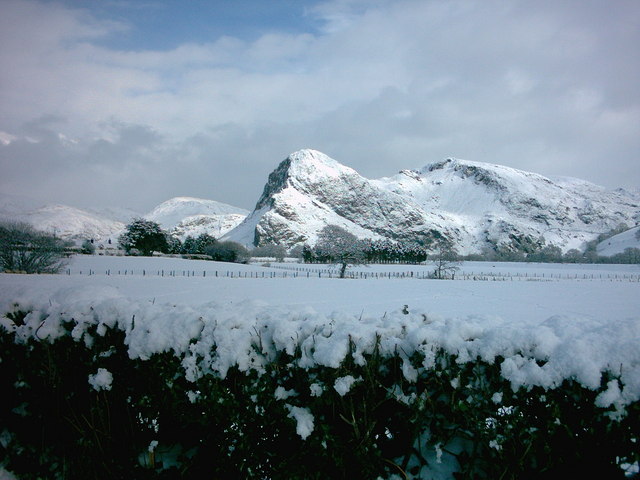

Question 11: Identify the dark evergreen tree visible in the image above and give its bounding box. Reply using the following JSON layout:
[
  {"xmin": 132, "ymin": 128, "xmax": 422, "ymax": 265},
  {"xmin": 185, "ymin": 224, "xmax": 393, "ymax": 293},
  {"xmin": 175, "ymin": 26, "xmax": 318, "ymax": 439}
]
[{"xmin": 119, "ymin": 219, "xmax": 168, "ymax": 256}]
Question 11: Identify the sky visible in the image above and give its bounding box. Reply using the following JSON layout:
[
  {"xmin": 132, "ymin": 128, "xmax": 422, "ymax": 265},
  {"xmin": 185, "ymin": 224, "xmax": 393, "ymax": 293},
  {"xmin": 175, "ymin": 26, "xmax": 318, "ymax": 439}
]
[{"xmin": 0, "ymin": 0, "xmax": 639, "ymax": 213}]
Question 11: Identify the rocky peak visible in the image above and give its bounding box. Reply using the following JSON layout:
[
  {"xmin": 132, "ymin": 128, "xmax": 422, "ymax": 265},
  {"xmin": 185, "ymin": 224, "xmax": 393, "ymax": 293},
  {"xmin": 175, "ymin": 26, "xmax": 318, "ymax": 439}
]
[
  {"xmin": 254, "ymin": 149, "xmax": 359, "ymax": 210},
  {"xmin": 254, "ymin": 157, "xmax": 293, "ymax": 210}
]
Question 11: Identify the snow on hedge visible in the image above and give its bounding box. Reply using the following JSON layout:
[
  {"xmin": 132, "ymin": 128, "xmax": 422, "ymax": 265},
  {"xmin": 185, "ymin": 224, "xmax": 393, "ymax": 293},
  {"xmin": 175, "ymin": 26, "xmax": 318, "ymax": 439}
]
[
  {"xmin": 88, "ymin": 368, "xmax": 113, "ymax": 392},
  {"xmin": 2, "ymin": 285, "xmax": 639, "ymax": 412}
]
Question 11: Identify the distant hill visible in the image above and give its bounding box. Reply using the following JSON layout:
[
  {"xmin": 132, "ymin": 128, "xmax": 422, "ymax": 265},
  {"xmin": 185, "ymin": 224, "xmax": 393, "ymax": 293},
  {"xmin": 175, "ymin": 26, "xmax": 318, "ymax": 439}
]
[
  {"xmin": 144, "ymin": 197, "xmax": 249, "ymax": 240},
  {"xmin": 0, "ymin": 194, "xmax": 248, "ymax": 244}
]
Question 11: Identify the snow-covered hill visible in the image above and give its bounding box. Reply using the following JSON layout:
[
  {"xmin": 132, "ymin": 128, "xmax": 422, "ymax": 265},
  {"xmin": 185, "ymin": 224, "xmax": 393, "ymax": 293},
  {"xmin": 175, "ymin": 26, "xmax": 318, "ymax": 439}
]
[
  {"xmin": 22, "ymin": 205, "xmax": 128, "ymax": 242},
  {"xmin": 170, "ymin": 214, "xmax": 249, "ymax": 241},
  {"xmin": 0, "ymin": 194, "xmax": 248, "ymax": 244},
  {"xmin": 225, "ymin": 149, "xmax": 640, "ymax": 253},
  {"xmin": 597, "ymin": 226, "xmax": 640, "ymax": 256},
  {"xmin": 144, "ymin": 197, "xmax": 249, "ymax": 240},
  {"xmin": 0, "ymin": 194, "xmax": 128, "ymax": 243}
]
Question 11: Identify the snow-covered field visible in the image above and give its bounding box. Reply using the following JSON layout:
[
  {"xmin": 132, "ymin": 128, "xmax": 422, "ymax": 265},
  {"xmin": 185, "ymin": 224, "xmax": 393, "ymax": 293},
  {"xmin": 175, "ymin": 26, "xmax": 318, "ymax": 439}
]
[{"xmin": 1, "ymin": 255, "xmax": 637, "ymax": 324}]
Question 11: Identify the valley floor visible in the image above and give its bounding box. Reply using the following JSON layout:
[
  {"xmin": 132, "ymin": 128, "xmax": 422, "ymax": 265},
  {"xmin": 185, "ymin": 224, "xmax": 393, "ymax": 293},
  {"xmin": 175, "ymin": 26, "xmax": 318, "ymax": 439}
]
[{"xmin": 1, "ymin": 255, "xmax": 637, "ymax": 325}]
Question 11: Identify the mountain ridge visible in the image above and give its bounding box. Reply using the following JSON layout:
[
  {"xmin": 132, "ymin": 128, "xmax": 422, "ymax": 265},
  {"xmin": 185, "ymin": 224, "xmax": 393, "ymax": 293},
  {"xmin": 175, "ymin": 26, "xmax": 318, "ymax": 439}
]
[{"xmin": 224, "ymin": 149, "xmax": 639, "ymax": 254}]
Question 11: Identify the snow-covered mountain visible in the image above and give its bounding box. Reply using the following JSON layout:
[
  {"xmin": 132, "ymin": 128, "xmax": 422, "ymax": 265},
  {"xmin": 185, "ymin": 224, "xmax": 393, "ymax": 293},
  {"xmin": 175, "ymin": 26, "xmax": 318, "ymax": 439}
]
[
  {"xmin": 225, "ymin": 149, "xmax": 640, "ymax": 253},
  {"xmin": 3, "ymin": 150, "xmax": 637, "ymax": 254},
  {"xmin": 22, "ymin": 205, "xmax": 128, "ymax": 242},
  {"xmin": 0, "ymin": 194, "xmax": 248, "ymax": 244},
  {"xmin": 144, "ymin": 197, "xmax": 248, "ymax": 240}
]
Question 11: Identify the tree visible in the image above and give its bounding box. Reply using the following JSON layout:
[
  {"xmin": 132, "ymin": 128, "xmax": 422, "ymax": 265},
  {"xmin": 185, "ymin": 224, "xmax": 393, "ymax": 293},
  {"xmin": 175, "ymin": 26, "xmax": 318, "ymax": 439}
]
[
  {"xmin": 119, "ymin": 219, "xmax": 168, "ymax": 256},
  {"xmin": 288, "ymin": 245, "xmax": 304, "ymax": 261},
  {"xmin": 563, "ymin": 249, "xmax": 583, "ymax": 263},
  {"xmin": 314, "ymin": 225, "xmax": 365, "ymax": 278},
  {"xmin": 430, "ymin": 242, "xmax": 460, "ymax": 279},
  {"xmin": 0, "ymin": 221, "xmax": 70, "ymax": 273},
  {"xmin": 252, "ymin": 244, "xmax": 286, "ymax": 262},
  {"xmin": 205, "ymin": 241, "xmax": 249, "ymax": 263},
  {"xmin": 80, "ymin": 239, "xmax": 96, "ymax": 255},
  {"xmin": 165, "ymin": 234, "xmax": 182, "ymax": 254},
  {"xmin": 301, "ymin": 244, "xmax": 315, "ymax": 263},
  {"xmin": 527, "ymin": 244, "xmax": 563, "ymax": 263}
]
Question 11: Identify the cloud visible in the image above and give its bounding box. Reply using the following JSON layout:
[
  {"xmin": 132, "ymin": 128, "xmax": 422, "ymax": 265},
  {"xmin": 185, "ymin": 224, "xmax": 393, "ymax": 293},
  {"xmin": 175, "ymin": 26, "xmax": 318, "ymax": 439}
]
[{"xmin": 0, "ymin": 0, "xmax": 638, "ymax": 212}]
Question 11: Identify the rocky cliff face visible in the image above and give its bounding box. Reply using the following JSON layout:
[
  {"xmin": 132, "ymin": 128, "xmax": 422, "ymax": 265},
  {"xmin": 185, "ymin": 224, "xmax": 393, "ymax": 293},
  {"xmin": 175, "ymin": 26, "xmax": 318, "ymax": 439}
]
[
  {"xmin": 225, "ymin": 149, "xmax": 640, "ymax": 253},
  {"xmin": 227, "ymin": 150, "xmax": 457, "ymax": 248}
]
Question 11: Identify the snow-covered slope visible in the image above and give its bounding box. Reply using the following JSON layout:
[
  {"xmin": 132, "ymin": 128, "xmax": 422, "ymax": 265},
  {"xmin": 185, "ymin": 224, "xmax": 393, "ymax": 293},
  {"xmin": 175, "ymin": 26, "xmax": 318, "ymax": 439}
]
[
  {"xmin": 0, "ymin": 193, "xmax": 134, "ymax": 243},
  {"xmin": 375, "ymin": 158, "xmax": 639, "ymax": 253},
  {"xmin": 145, "ymin": 197, "xmax": 248, "ymax": 239},
  {"xmin": 170, "ymin": 214, "xmax": 249, "ymax": 241},
  {"xmin": 597, "ymin": 226, "xmax": 640, "ymax": 256},
  {"xmin": 225, "ymin": 150, "xmax": 640, "ymax": 253},
  {"xmin": 0, "ymin": 194, "xmax": 248, "ymax": 244},
  {"xmin": 19, "ymin": 205, "xmax": 126, "ymax": 242}
]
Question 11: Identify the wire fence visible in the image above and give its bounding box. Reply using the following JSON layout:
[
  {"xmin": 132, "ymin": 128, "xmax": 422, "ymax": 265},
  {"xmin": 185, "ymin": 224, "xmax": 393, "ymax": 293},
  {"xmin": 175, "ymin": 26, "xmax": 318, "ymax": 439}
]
[{"xmin": 63, "ymin": 266, "xmax": 640, "ymax": 282}]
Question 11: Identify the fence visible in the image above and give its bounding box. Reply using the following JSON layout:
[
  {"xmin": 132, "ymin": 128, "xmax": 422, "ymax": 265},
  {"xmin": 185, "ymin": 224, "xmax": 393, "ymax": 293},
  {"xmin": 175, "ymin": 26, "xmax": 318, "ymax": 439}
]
[{"xmin": 63, "ymin": 267, "xmax": 640, "ymax": 282}]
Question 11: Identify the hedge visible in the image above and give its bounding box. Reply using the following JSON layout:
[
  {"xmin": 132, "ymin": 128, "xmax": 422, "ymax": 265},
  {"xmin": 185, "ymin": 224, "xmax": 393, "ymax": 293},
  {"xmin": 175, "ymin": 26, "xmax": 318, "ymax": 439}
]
[{"xmin": 0, "ymin": 298, "xmax": 638, "ymax": 479}]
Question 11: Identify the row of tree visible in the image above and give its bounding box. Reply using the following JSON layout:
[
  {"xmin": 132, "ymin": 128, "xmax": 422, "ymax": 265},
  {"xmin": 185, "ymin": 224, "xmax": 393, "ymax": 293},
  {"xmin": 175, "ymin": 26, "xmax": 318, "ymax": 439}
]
[
  {"xmin": 299, "ymin": 225, "xmax": 461, "ymax": 278},
  {"xmin": 302, "ymin": 232, "xmax": 434, "ymax": 266},
  {"xmin": 464, "ymin": 245, "xmax": 640, "ymax": 264},
  {"xmin": 118, "ymin": 219, "xmax": 251, "ymax": 263}
]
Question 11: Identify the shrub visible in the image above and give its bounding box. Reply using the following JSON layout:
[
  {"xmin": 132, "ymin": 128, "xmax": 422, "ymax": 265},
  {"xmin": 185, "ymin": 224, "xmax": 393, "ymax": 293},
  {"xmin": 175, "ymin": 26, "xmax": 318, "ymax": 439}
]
[
  {"xmin": 205, "ymin": 241, "xmax": 249, "ymax": 263},
  {"xmin": 0, "ymin": 221, "xmax": 70, "ymax": 273}
]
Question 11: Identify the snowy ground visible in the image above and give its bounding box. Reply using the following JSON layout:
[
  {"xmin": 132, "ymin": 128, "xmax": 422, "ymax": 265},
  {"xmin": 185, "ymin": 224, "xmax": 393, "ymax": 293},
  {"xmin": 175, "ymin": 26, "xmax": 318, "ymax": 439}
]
[{"xmin": 0, "ymin": 255, "xmax": 637, "ymax": 324}]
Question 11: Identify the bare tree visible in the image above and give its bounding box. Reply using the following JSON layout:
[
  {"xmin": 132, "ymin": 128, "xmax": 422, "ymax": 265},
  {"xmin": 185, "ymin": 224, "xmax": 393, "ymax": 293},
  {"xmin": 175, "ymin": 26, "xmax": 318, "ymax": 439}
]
[
  {"xmin": 0, "ymin": 221, "xmax": 70, "ymax": 273},
  {"xmin": 430, "ymin": 242, "xmax": 460, "ymax": 279},
  {"xmin": 314, "ymin": 225, "xmax": 365, "ymax": 278}
]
